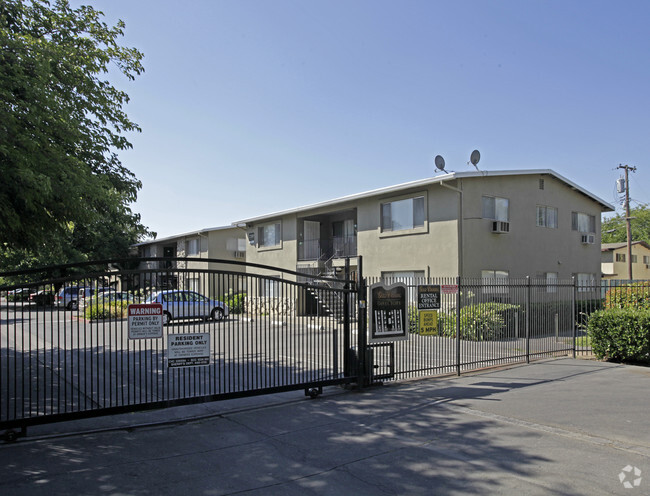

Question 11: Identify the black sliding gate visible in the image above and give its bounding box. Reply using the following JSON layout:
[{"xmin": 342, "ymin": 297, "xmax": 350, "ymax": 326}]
[{"xmin": 0, "ymin": 258, "xmax": 360, "ymax": 439}]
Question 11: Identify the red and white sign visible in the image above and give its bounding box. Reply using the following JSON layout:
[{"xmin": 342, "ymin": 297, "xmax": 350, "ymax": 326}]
[
  {"xmin": 127, "ymin": 303, "xmax": 163, "ymax": 339},
  {"xmin": 441, "ymin": 285, "xmax": 459, "ymax": 294}
]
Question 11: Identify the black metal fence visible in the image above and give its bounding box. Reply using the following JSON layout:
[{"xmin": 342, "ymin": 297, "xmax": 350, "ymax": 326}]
[
  {"xmin": 365, "ymin": 276, "xmax": 647, "ymax": 381},
  {"xmin": 1, "ymin": 256, "xmax": 647, "ymax": 437}
]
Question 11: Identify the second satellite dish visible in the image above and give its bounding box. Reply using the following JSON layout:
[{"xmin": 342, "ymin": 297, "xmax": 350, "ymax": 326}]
[
  {"xmin": 470, "ymin": 150, "xmax": 481, "ymax": 166},
  {"xmin": 434, "ymin": 155, "xmax": 446, "ymax": 172}
]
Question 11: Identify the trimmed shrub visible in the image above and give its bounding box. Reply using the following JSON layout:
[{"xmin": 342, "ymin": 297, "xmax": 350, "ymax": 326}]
[
  {"xmin": 588, "ymin": 308, "xmax": 650, "ymax": 363},
  {"xmin": 225, "ymin": 292, "xmax": 246, "ymax": 314},
  {"xmin": 605, "ymin": 282, "xmax": 650, "ymax": 310},
  {"xmin": 84, "ymin": 301, "xmax": 128, "ymax": 320},
  {"xmin": 439, "ymin": 302, "xmax": 520, "ymax": 341}
]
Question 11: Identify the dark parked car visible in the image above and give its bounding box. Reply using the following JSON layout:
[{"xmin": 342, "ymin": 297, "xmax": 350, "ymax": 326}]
[{"xmin": 30, "ymin": 290, "xmax": 55, "ymax": 306}]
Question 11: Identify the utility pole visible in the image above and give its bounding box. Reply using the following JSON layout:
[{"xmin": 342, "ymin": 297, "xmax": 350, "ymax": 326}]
[{"xmin": 617, "ymin": 164, "xmax": 637, "ymax": 281}]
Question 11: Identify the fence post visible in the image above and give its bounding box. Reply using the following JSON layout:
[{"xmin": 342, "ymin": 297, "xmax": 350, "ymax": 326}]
[
  {"xmin": 572, "ymin": 276, "xmax": 577, "ymax": 359},
  {"xmin": 357, "ymin": 256, "xmax": 368, "ymax": 386},
  {"xmin": 456, "ymin": 276, "xmax": 461, "ymax": 376},
  {"xmin": 343, "ymin": 257, "xmax": 350, "ymax": 377},
  {"xmin": 526, "ymin": 276, "xmax": 530, "ymax": 363}
]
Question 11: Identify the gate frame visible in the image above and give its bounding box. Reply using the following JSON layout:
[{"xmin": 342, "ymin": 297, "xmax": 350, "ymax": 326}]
[{"xmin": 0, "ymin": 256, "xmax": 361, "ymax": 439}]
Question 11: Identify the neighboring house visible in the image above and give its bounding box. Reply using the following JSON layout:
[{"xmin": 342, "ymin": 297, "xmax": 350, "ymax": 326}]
[
  {"xmin": 234, "ymin": 170, "xmax": 614, "ymax": 291},
  {"xmin": 601, "ymin": 241, "xmax": 650, "ymax": 280},
  {"xmin": 133, "ymin": 226, "xmax": 247, "ymax": 298}
]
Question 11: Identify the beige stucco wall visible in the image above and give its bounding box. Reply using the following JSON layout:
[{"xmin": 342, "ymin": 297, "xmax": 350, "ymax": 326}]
[
  {"xmin": 602, "ymin": 244, "xmax": 650, "ymax": 280},
  {"xmin": 243, "ymin": 172, "xmax": 608, "ymax": 282},
  {"xmin": 461, "ymin": 174, "xmax": 603, "ymax": 279}
]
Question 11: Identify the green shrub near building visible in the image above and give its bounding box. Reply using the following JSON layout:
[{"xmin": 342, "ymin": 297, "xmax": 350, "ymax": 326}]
[
  {"xmin": 438, "ymin": 302, "xmax": 520, "ymax": 341},
  {"xmin": 588, "ymin": 308, "xmax": 650, "ymax": 363}
]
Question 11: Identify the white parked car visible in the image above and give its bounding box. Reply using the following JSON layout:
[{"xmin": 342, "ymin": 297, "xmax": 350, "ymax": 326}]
[{"xmin": 145, "ymin": 290, "xmax": 228, "ymax": 325}]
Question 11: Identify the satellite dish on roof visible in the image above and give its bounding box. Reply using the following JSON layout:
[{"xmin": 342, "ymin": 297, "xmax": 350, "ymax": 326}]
[
  {"xmin": 470, "ymin": 150, "xmax": 481, "ymax": 166},
  {"xmin": 468, "ymin": 150, "xmax": 481, "ymax": 172},
  {"xmin": 434, "ymin": 155, "xmax": 446, "ymax": 172}
]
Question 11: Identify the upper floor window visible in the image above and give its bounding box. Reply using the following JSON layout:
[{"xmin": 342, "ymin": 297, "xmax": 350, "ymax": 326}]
[
  {"xmin": 258, "ymin": 222, "xmax": 281, "ymax": 248},
  {"xmin": 644, "ymin": 256, "xmax": 650, "ymax": 264},
  {"xmin": 482, "ymin": 196, "xmax": 509, "ymax": 221},
  {"xmin": 536, "ymin": 205, "xmax": 558, "ymax": 228},
  {"xmin": 571, "ymin": 212, "xmax": 595, "ymax": 233},
  {"xmin": 186, "ymin": 238, "xmax": 199, "ymax": 256},
  {"xmin": 381, "ymin": 196, "xmax": 425, "ymax": 232},
  {"xmin": 616, "ymin": 253, "xmax": 626, "ymax": 262}
]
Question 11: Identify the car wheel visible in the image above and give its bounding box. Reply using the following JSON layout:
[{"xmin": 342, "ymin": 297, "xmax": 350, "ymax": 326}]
[
  {"xmin": 163, "ymin": 311, "xmax": 172, "ymax": 325},
  {"xmin": 211, "ymin": 308, "xmax": 225, "ymax": 321},
  {"xmin": 68, "ymin": 301, "xmax": 78, "ymax": 311}
]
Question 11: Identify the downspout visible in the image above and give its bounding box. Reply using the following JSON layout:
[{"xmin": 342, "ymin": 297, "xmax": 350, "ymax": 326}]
[{"xmin": 439, "ymin": 180, "xmax": 463, "ymax": 279}]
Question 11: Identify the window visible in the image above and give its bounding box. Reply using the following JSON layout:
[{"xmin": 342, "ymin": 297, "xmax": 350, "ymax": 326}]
[
  {"xmin": 259, "ymin": 277, "xmax": 280, "ymax": 297},
  {"xmin": 481, "ymin": 270, "xmax": 509, "ymax": 294},
  {"xmin": 644, "ymin": 256, "xmax": 650, "ymax": 264},
  {"xmin": 482, "ymin": 196, "xmax": 509, "ymax": 221},
  {"xmin": 632, "ymin": 255, "xmax": 638, "ymax": 263},
  {"xmin": 536, "ymin": 206, "xmax": 558, "ymax": 228},
  {"xmin": 258, "ymin": 222, "xmax": 281, "ymax": 248},
  {"xmin": 545, "ymin": 272, "xmax": 558, "ymax": 293},
  {"xmin": 382, "ymin": 270, "xmax": 426, "ymax": 282},
  {"xmin": 186, "ymin": 238, "xmax": 199, "ymax": 256},
  {"xmin": 616, "ymin": 253, "xmax": 626, "ymax": 262},
  {"xmin": 576, "ymin": 273, "xmax": 595, "ymax": 292},
  {"xmin": 381, "ymin": 196, "xmax": 425, "ymax": 232},
  {"xmin": 571, "ymin": 212, "xmax": 596, "ymax": 233}
]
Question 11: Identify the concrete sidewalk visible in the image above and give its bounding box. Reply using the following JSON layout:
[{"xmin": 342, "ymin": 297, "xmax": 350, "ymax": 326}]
[{"xmin": 1, "ymin": 357, "xmax": 649, "ymax": 495}]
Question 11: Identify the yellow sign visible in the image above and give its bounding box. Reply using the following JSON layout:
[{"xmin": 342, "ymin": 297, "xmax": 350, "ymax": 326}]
[{"xmin": 419, "ymin": 310, "xmax": 438, "ymax": 335}]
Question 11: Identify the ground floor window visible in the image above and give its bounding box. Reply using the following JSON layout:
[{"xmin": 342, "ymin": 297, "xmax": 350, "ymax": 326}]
[{"xmin": 481, "ymin": 270, "xmax": 509, "ymax": 294}]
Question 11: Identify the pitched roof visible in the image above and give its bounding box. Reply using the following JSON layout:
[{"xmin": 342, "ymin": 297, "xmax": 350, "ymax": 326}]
[
  {"xmin": 233, "ymin": 169, "xmax": 615, "ymax": 225},
  {"xmin": 602, "ymin": 241, "xmax": 650, "ymax": 252}
]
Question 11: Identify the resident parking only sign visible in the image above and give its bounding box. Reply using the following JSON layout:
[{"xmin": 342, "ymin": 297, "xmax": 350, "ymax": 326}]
[
  {"xmin": 168, "ymin": 333, "xmax": 211, "ymax": 368},
  {"xmin": 127, "ymin": 303, "xmax": 163, "ymax": 339}
]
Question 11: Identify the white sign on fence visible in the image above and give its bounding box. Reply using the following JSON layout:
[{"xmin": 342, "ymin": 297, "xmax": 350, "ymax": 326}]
[
  {"xmin": 127, "ymin": 303, "xmax": 163, "ymax": 339},
  {"xmin": 168, "ymin": 333, "xmax": 211, "ymax": 368}
]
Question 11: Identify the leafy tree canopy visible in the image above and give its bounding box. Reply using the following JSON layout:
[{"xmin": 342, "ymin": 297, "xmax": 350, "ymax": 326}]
[
  {"xmin": 0, "ymin": 0, "xmax": 153, "ymax": 268},
  {"xmin": 602, "ymin": 205, "xmax": 650, "ymax": 244}
]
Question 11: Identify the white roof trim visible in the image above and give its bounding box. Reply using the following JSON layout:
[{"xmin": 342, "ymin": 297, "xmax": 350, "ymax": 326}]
[
  {"xmin": 133, "ymin": 225, "xmax": 241, "ymax": 247},
  {"xmin": 233, "ymin": 169, "xmax": 615, "ymax": 225}
]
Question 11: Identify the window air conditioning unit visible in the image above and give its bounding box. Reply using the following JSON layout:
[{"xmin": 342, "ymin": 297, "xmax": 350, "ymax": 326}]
[
  {"xmin": 580, "ymin": 234, "xmax": 595, "ymax": 244},
  {"xmin": 491, "ymin": 221, "xmax": 510, "ymax": 233}
]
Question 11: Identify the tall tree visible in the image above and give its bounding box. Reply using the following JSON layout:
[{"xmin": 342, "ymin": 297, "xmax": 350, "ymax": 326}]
[
  {"xmin": 602, "ymin": 205, "xmax": 650, "ymax": 244},
  {"xmin": 0, "ymin": 0, "xmax": 152, "ymax": 262}
]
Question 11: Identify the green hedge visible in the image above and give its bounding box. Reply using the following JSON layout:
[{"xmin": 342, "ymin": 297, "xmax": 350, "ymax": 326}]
[
  {"xmin": 588, "ymin": 308, "xmax": 650, "ymax": 363},
  {"xmin": 84, "ymin": 301, "xmax": 129, "ymax": 320},
  {"xmin": 438, "ymin": 303, "xmax": 520, "ymax": 341},
  {"xmin": 225, "ymin": 292, "xmax": 246, "ymax": 314}
]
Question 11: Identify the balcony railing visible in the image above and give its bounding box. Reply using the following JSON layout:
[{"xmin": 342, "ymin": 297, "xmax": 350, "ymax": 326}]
[{"xmin": 298, "ymin": 235, "xmax": 357, "ymax": 261}]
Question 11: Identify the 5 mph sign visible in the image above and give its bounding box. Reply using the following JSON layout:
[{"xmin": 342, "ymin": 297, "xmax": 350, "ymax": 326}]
[{"xmin": 127, "ymin": 303, "xmax": 164, "ymax": 340}]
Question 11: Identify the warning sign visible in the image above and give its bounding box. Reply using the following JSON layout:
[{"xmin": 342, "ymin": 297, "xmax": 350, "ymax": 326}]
[
  {"xmin": 168, "ymin": 333, "xmax": 210, "ymax": 368},
  {"xmin": 128, "ymin": 303, "xmax": 163, "ymax": 339},
  {"xmin": 419, "ymin": 310, "xmax": 438, "ymax": 335}
]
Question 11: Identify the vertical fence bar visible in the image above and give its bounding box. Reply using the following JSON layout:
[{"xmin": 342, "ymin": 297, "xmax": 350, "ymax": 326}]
[
  {"xmin": 526, "ymin": 276, "xmax": 531, "ymax": 364},
  {"xmin": 456, "ymin": 276, "xmax": 461, "ymax": 376}
]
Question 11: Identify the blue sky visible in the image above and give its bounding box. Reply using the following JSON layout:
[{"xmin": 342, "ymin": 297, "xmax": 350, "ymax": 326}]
[{"xmin": 92, "ymin": 0, "xmax": 649, "ymax": 239}]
